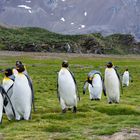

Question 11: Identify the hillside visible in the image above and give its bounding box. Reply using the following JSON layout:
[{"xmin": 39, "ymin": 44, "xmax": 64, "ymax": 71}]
[{"xmin": 0, "ymin": 26, "xmax": 140, "ymax": 54}]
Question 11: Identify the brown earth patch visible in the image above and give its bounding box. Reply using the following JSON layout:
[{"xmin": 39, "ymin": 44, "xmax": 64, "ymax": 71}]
[{"xmin": 98, "ymin": 128, "xmax": 140, "ymax": 140}]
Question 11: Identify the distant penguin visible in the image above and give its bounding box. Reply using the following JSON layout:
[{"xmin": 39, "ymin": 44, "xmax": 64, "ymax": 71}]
[
  {"xmin": 2, "ymin": 68, "xmax": 15, "ymax": 120},
  {"xmin": 104, "ymin": 62, "xmax": 120, "ymax": 104},
  {"xmin": 13, "ymin": 61, "xmax": 28, "ymax": 76},
  {"xmin": 83, "ymin": 70, "xmax": 105, "ymax": 100},
  {"xmin": 57, "ymin": 60, "xmax": 79, "ymax": 113},
  {"xmin": 12, "ymin": 64, "xmax": 32, "ymax": 120},
  {"xmin": 122, "ymin": 68, "xmax": 130, "ymax": 87}
]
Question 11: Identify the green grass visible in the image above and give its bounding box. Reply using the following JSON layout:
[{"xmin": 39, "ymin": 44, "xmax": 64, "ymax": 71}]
[{"xmin": 0, "ymin": 52, "xmax": 140, "ymax": 139}]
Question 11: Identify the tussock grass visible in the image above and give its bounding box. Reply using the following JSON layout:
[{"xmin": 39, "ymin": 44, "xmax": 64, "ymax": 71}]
[{"xmin": 0, "ymin": 53, "xmax": 139, "ymax": 139}]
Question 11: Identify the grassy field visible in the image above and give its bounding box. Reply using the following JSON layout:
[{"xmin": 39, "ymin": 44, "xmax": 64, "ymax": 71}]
[{"xmin": 0, "ymin": 52, "xmax": 140, "ymax": 140}]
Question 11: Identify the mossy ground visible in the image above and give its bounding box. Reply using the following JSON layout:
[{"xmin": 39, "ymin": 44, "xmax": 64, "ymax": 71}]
[{"xmin": 0, "ymin": 52, "xmax": 139, "ymax": 140}]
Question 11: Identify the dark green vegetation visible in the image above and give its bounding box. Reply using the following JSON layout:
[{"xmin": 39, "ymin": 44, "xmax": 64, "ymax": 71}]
[
  {"xmin": 0, "ymin": 52, "xmax": 139, "ymax": 139},
  {"xmin": 0, "ymin": 26, "xmax": 140, "ymax": 54}
]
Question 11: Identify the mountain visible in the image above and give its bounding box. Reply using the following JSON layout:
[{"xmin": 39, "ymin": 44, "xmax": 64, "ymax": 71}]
[{"xmin": 0, "ymin": 0, "xmax": 140, "ymax": 40}]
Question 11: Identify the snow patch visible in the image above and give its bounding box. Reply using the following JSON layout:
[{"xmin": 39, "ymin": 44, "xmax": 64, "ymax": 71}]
[
  {"xmin": 18, "ymin": 5, "xmax": 31, "ymax": 10},
  {"xmin": 25, "ymin": 1, "xmax": 31, "ymax": 3},
  {"xmin": 71, "ymin": 22, "xmax": 74, "ymax": 25},
  {"xmin": 28, "ymin": 10, "xmax": 32, "ymax": 13},
  {"xmin": 60, "ymin": 17, "xmax": 65, "ymax": 22},
  {"xmin": 84, "ymin": 11, "xmax": 87, "ymax": 16},
  {"xmin": 81, "ymin": 25, "xmax": 85, "ymax": 28},
  {"xmin": 61, "ymin": 0, "xmax": 66, "ymax": 2}
]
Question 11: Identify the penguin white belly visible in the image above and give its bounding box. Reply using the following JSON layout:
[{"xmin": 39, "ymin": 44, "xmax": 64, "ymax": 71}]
[
  {"xmin": 0, "ymin": 93, "xmax": 3, "ymax": 123},
  {"xmin": 105, "ymin": 68, "xmax": 120, "ymax": 103},
  {"xmin": 12, "ymin": 74, "xmax": 32, "ymax": 120},
  {"xmin": 58, "ymin": 69, "xmax": 77, "ymax": 107},
  {"xmin": 122, "ymin": 72, "xmax": 129, "ymax": 86},
  {"xmin": 2, "ymin": 79, "xmax": 15, "ymax": 120},
  {"xmin": 88, "ymin": 74, "xmax": 102, "ymax": 99}
]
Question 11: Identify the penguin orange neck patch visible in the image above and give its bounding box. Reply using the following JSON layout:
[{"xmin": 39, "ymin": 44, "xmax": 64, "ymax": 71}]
[{"xmin": 3, "ymin": 77, "xmax": 11, "ymax": 81}]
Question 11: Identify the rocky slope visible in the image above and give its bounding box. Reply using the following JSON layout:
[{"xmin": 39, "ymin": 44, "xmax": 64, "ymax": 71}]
[{"xmin": 0, "ymin": 0, "xmax": 140, "ymax": 40}]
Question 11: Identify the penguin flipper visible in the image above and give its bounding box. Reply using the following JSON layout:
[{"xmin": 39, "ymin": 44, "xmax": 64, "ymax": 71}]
[
  {"xmin": 24, "ymin": 74, "xmax": 36, "ymax": 112},
  {"xmin": 57, "ymin": 74, "xmax": 60, "ymax": 101},
  {"xmin": 130, "ymin": 74, "xmax": 133, "ymax": 82},
  {"xmin": 68, "ymin": 70, "xmax": 80, "ymax": 101},
  {"xmin": 102, "ymin": 78, "xmax": 106, "ymax": 96},
  {"xmin": 0, "ymin": 86, "xmax": 16, "ymax": 119},
  {"xmin": 114, "ymin": 68, "xmax": 123, "ymax": 95},
  {"xmin": 83, "ymin": 81, "xmax": 88, "ymax": 95}
]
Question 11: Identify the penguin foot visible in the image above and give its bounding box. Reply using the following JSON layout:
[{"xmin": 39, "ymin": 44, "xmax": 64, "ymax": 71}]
[
  {"xmin": 21, "ymin": 117, "xmax": 24, "ymax": 120},
  {"xmin": 62, "ymin": 108, "xmax": 67, "ymax": 113},
  {"xmin": 68, "ymin": 108, "xmax": 72, "ymax": 111},
  {"xmin": 109, "ymin": 101, "xmax": 112, "ymax": 104},
  {"xmin": 95, "ymin": 98, "xmax": 100, "ymax": 101},
  {"xmin": 91, "ymin": 99, "xmax": 94, "ymax": 101},
  {"xmin": 73, "ymin": 106, "xmax": 77, "ymax": 113},
  {"xmin": 115, "ymin": 102, "xmax": 119, "ymax": 104}
]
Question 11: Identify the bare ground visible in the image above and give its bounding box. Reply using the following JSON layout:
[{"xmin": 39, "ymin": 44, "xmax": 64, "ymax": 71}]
[
  {"xmin": 0, "ymin": 51, "xmax": 140, "ymax": 60},
  {"xmin": 98, "ymin": 128, "xmax": 140, "ymax": 140}
]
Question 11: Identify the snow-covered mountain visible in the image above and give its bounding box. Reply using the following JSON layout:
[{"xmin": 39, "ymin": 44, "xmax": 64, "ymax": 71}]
[{"xmin": 0, "ymin": 0, "xmax": 140, "ymax": 39}]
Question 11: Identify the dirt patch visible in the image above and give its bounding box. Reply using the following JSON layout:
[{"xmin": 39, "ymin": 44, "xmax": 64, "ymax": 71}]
[
  {"xmin": 0, "ymin": 133, "xmax": 4, "ymax": 140},
  {"xmin": 98, "ymin": 128, "xmax": 140, "ymax": 140}
]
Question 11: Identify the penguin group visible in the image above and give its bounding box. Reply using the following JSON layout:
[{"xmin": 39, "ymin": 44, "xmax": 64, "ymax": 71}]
[
  {"xmin": 57, "ymin": 61, "xmax": 129, "ymax": 113},
  {"xmin": 0, "ymin": 59, "xmax": 133, "ymax": 123},
  {"xmin": 82, "ymin": 62, "xmax": 122, "ymax": 104},
  {"xmin": 0, "ymin": 61, "xmax": 34, "ymax": 123}
]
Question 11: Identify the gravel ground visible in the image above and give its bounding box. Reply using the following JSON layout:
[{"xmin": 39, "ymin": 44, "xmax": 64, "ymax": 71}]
[{"xmin": 0, "ymin": 51, "xmax": 139, "ymax": 59}]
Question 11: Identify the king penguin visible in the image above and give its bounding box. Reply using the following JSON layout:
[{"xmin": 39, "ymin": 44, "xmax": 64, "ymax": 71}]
[
  {"xmin": 57, "ymin": 60, "xmax": 79, "ymax": 113},
  {"xmin": 83, "ymin": 70, "xmax": 105, "ymax": 100},
  {"xmin": 12, "ymin": 64, "xmax": 32, "ymax": 120},
  {"xmin": 104, "ymin": 62, "xmax": 120, "ymax": 104},
  {"xmin": 122, "ymin": 68, "xmax": 130, "ymax": 87},
  {"xmin": 2, "ymin": 68, "xmax": 16, "ymax": 120}
]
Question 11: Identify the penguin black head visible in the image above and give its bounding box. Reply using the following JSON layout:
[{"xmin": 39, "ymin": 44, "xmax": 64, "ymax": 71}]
[
  {"xmin": 4, "ymin": 68, "xmax": 13, "ymax": 77},
  {"xmin": 126, "ymin": 68, "xmax": 128, "ymax": 71},
  {"xmin": 16, "ymin": 61, "xmax": 22, "ymax": 67},
  {"xmin": 107, "ymin": 62, "xmax": 113, "ymax": 68},
  {"xmin": 16, "ymin": 64, "xmax": 25, "ymax": 73},
  {"xmin": 62, "ymin": 60, "xmax": 69, "ymax": 68},
  {"xmin": 87, "ymin": 77, "xmax": 92, "ymax": 85}
]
